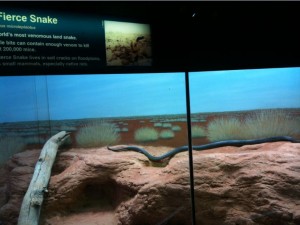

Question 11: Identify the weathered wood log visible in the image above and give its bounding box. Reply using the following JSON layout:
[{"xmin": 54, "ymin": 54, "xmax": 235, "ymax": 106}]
[{"xmin": 18, "ymin": 131, "xmax": 70, "ymax": 225}]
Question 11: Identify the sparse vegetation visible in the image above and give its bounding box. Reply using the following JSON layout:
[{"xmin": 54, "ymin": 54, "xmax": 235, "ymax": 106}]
[
  {"xmin": 154, "ymin": 122, "xmax": 163, "ymax": 127},
  {"xmin": 162, "ymin": 123, "xmax": 172, "ymax": 128},
  {"xmin": 159, "ymin": 130, "xmax": 175, "ymax": 139},
  {"xmin": 134, "ymin": 127, "xmax": 159, "ymax": 142},
  {"xmin": 191, "ymin": 125, "xmax": 206, "ymax": 138},
  {"xmin": 243, "ymin": 110, "xmax": 300, "ymax": 139},
  {"xmin": 207, "ymin": 118, "xmax": 242, "ymax": 141},
  {"xmin": 76, "ymin": 121, "xmax": 120, "ymax": 148},
  {"xmin": 171, "ymin": 125, "xmax": 182, "ymax": 132},
  {"xmin": 207, "ymin": 109, "xmax": 300, "ymax": 141},
  {"xmin": 0, "ymin": 136, "xmax": 26, "ymax": 165}
]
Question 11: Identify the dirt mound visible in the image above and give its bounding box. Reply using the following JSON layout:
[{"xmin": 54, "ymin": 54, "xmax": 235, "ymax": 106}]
[{"xmin": 0, "ymin": 142, "xmax": 299, "ymax": 225}]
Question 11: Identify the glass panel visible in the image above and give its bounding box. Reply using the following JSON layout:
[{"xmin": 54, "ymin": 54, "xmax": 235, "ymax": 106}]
[
  {"xmin": 0, "ymin": 73, "xmax": 191, "ymax": 225},
  {"xmin": 189, "ymin": 67, "xmax": 300, "ymax": 225},
  {"xmin": 0, "ymin": 76, "xmax": 50, "ymax": 162},
  {"xmin": 0, "ymin": 75, "xmax": 51, "ymax": 225}
]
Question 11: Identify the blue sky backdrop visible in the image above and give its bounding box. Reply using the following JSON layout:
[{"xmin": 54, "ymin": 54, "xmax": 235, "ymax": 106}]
[
  {"xmin": 1, "ymin": 67, "xmax": 299, "ymax": 122},
  {"xmin": 189, "ymin": 67, "xmax": 300, "ymax": 113},
  {"xmin": 46, "ymin": 73, "xmax": 186, "ymax": 120},
  {"xmin": 0, "ymin": 73, "xmax": 186, "ymax": 122}
]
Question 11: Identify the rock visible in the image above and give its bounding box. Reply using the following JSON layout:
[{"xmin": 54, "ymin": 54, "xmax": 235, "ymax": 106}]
[
  {"xmin": 0, "ymin": 142, "xmax": 299, "ymax": 225},
  {"xmin": 0, "ymin": 149, "xmax": 40, "ymax": 225}
]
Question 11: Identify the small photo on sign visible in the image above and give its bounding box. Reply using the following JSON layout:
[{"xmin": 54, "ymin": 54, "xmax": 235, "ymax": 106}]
[{"xmin": 104, "ymin": 20, "xmax": 152, "ymax": 66}]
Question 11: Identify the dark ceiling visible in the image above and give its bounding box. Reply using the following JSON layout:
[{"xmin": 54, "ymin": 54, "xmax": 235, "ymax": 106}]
[{"xmin": 3, "ymin": 1, "xmax": 300, "ymax": 72}]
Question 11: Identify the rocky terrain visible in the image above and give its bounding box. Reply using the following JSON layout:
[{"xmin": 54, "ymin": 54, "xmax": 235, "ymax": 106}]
[{"xmin": 0, "ymin": 141, "xmax": 299, "ymax": 225}]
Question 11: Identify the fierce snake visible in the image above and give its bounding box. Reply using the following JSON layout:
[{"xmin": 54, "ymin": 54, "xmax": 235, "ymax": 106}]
[{"xmin": 107, "ymin": 136, "xmax": 300, "ymax": 162}]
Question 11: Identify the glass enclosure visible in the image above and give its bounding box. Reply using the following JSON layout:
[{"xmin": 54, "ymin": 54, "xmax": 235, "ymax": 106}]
[
  {"xmin": 189, "ymin": 67, "xmax": 300, "ymax": 144},
  {"xmin": 189, "ymin": 67, "xmax": 300, "ymax": 225},
  {"xmin": 1, "ymin": 67, "xmax": 300, "ymax": 225},
  {"xmin": 0, "ymin": 73, "xmax": 192, "ymax": 225},
  {"xmin": 1, "ymin": 2, "xmax": 300, "ymax": 224},
  {"xmin": 0, "ymin": 76, "xmax": 51, "ymax": 161}
]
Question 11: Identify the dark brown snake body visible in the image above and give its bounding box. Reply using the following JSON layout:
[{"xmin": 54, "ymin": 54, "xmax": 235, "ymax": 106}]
[{"xmin": 107, "ymin": 136, "xmax": 300, "ymax": 162}]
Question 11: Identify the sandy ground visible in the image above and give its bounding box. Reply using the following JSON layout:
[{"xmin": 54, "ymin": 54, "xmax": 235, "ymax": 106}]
[{"xmin": 44, "ymin": 211, "xmax": 118, "ymax": 225}]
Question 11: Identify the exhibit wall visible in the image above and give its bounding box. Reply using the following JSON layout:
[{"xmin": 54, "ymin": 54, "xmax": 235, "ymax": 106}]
[{"xmin": 1, "ymin": 2, "xmax": 300, "ymax": 225}]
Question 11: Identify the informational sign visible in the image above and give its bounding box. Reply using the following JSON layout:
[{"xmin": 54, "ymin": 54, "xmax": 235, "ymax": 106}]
[
  {"xmin": 0, "ymin": 8, "xmax": 152, "ymax": 75},
  {"xmin": 104, "ymin": 20, "xmax": 152, "ymax": 66}
]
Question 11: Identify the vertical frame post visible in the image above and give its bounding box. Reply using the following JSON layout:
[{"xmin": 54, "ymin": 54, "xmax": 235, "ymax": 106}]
[{"xmin": 185, "ymin": 71, "xmax": 196, "ymax": 225}]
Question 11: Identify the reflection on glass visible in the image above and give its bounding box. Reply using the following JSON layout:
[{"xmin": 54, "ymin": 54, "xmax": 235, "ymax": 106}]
[{"xmin": 189, "ymin": 67, "xmax": 300, "ymax": 225}]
